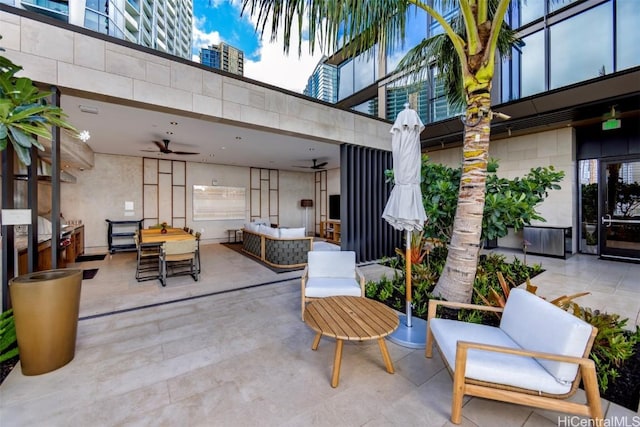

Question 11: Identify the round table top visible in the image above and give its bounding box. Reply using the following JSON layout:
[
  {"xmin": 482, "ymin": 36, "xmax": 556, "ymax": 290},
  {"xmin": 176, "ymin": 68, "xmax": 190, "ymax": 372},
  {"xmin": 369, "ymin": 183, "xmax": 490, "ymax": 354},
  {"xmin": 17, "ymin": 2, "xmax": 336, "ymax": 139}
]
[{"xmin": 304, "ymin": 296, "xmax": 399, "ymax": 341}]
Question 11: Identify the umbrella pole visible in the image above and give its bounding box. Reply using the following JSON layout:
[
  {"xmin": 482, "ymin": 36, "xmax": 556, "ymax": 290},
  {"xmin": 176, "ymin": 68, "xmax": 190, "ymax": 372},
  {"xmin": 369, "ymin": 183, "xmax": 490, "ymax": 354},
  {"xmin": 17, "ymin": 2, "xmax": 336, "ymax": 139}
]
[
  {"xmin": 387, "ymin": 228, "xmax": 427, "ymax": 349},
  {"xmin": 405, "ymin": 229, "xmax": 412, "ymax": 328}
]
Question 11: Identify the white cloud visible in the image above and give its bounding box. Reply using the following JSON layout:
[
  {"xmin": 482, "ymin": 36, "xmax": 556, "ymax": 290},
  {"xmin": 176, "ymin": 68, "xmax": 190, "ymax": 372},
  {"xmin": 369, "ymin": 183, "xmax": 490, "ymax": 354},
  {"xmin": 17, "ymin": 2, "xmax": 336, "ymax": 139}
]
[
  {"xmin": 191, "ymin": 1, "xmax": 326, "ymax": 93},
  {"xmin": 244, "ymin": 34, "xmax": 324, "ymax": 93},
  {"xmin": 241, "ymin": 8, "xmax": 325, "ymax": 93},
  {"xmin": 192, "ymin": 16, "xmax": 222, "ymax": 63}
]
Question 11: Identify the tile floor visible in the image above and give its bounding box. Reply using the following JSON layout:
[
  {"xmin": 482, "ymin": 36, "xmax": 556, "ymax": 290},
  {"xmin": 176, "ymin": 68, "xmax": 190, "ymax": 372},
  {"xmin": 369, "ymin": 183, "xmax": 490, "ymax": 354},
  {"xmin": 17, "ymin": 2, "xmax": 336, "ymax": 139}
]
[{"xmin": 0, "ymin": 244, "xmax": 638, "ymax": 426}]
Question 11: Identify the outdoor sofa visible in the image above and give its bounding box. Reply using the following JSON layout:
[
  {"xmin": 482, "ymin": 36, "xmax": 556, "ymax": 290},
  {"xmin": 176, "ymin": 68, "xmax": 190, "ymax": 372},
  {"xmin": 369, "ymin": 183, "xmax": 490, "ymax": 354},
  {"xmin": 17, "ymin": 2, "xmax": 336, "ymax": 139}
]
[{"xmin": 242, "ymin": 224, "xmax": 313, "ymax": 268}]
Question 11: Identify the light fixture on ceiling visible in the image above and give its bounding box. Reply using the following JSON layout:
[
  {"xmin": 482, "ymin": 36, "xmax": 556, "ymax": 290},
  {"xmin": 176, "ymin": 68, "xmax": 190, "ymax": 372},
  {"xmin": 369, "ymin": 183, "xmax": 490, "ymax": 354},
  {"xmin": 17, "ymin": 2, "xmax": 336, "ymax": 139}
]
[
  {"xmin": 78, "ymin": 104, "xmax": 99, "ymax": 114},
  {"xmin": 166, "ymin": 131, "xmax": 173, "ymax": 135},
  {"xmin": 79, "ymin": 130, "xmax": 91, "ymax": 142},
  {"xmin": 170, "ymin": 121, "xmax": 178, "ymax": 125}
]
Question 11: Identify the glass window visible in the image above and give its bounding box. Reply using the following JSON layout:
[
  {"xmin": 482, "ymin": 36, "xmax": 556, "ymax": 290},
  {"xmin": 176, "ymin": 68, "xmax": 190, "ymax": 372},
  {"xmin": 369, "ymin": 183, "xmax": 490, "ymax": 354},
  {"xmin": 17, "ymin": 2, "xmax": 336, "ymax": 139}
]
[
  {"xmin": 578, "ymin": 159, "xmax": 598, "ymax": 253},
  {"xmin": 520, "ymin": 30, "xmax": 545, "ymax": 97},
  {"xmin": 86, "ymin": 0, "xmax": 106, "ymax": 13},
  {"xmin": 338, "ymin": 60, "xmax": 354, "ymax": 101},
  {"xmin": 550, "ymin": 2, "xmax": 613, "ymax": 89},
  {"xmin": 84, "ymin": 10, "xmax": 109, "ymax": 35},
  {"xmin": 549, "ymin": 0, "xmax": 580, "ymax": 13},
  {"xmin": 511, "ymin": 0, "xmax": 544, "ymax": 28},
  {"xmin": 353, "ymin": 47, "xmax": 376, "ymax": 93},
  {"xmin": 351, "ymin": 98, "xmax": 378, "ymax": 117},
  {"xmin": 616, "ymin": 0, "xmax": 640, "ymax": 71}
]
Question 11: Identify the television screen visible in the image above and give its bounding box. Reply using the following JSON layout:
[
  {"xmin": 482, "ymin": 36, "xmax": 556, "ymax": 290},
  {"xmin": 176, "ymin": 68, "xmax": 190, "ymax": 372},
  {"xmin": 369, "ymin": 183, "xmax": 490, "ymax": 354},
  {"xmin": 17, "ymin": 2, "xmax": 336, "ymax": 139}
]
[{"xmin": 329, "ymin": 194, "xmax": 340, "ymax": 220}]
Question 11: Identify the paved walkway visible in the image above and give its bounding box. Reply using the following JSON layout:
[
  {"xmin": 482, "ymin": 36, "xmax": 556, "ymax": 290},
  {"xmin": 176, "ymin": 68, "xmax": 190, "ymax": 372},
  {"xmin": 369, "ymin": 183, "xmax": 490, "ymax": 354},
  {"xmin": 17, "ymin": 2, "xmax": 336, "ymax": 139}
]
[{"xmin": 0, "ymin": 245, "xmax": 638, "ymax": 426}]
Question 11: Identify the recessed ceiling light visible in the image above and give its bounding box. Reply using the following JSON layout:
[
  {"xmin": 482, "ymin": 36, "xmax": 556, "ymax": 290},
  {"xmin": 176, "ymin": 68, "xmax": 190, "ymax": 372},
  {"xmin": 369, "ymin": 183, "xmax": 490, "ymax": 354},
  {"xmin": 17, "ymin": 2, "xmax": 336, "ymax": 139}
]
[{"xmin": 221, "ymin": 147, "xmax": 226, "ymax": 150}]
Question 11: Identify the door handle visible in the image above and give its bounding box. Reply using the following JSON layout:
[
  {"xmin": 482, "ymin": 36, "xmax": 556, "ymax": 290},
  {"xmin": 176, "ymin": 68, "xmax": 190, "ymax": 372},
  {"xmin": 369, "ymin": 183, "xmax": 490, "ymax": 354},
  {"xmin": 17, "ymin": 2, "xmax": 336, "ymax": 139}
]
[{"xmin": 601, "ymin": 214, "xmax": 612, "ymax": 227}]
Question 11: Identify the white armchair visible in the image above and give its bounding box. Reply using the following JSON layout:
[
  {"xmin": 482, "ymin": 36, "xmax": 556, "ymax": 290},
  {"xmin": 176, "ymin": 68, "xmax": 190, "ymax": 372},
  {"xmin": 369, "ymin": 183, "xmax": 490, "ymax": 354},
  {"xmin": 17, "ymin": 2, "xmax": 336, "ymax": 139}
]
[
  {"xmin": 301, "ymin": 251, "xmax": 365, "ymax": 320},
  {"xmin": 426, "ymin": 288, "xmax": 602, "ymax": 425}
]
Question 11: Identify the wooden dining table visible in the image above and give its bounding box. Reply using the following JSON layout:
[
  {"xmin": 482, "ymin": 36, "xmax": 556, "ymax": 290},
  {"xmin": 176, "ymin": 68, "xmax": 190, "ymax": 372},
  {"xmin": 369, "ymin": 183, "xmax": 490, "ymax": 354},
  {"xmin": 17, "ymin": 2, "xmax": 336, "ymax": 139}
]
[{"xmin": 140, "ymin": 228, "xmax": 195, "ymax": 244}]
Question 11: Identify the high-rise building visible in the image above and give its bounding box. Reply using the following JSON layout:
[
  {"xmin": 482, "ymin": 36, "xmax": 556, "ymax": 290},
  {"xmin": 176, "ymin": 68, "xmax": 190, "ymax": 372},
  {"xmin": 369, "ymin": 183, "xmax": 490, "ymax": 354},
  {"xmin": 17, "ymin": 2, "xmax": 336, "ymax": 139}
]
[
  {"xmin": 200, "ymin": 43, "xmax": 244, "ymax": 76},
  {"xmin": 2, "ymin": 0, "xmax": 193, "ymax": 60},
  {"xmin": 303, "ymin": 58, "xmax": 338, "ymax": 103}
]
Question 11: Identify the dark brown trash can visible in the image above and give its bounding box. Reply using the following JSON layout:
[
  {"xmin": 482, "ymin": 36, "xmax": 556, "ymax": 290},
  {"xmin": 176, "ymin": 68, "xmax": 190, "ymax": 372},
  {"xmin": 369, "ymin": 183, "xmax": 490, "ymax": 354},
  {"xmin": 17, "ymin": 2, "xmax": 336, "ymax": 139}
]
[{"xmin": 9, "ymin": 269, "xmax": 82, "ymax": 375}]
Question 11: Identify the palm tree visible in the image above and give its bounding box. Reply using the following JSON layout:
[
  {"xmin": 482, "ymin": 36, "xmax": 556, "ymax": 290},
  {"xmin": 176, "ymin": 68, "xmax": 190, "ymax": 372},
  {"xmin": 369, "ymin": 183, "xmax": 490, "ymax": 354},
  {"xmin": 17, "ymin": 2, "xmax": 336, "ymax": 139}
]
[
  {"xmin": 1, "ymin": 38, "xmax": 77, "ymax": 165},
  {"xmin": 241, "ymin": 0, "xmax": 515, "ymax": 303}
]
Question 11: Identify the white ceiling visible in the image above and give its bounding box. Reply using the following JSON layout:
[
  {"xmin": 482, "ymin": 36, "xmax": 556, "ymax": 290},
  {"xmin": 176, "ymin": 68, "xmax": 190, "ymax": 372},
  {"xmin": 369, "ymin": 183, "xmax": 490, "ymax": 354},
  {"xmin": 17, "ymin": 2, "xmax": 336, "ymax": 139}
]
[{"xmin": 58, "ymin": 94, "xmax": 342, "ymax": 173}]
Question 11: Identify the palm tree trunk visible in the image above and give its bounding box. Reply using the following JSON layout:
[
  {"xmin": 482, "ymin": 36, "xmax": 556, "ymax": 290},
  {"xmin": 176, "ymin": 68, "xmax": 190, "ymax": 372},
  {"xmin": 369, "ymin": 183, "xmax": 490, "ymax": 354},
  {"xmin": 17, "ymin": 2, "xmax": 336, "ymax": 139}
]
[{"xmin": 432, "ymin": 96, "xmax": 492, "ymax": 303}]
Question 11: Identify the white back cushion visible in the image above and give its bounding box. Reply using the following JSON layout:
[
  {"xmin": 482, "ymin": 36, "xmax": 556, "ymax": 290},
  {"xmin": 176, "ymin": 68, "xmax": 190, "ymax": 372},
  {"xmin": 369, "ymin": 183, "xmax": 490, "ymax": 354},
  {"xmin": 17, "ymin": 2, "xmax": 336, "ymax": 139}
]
[
  {"xmin": 244, "ymin": 222, "xmax": 258, "ymax": 233},
  {"xmin": 308, "ymin": 251, "xmax": 356, "ymax": 278},
  {"xmin": 254, "ymin": 217, "xmax": 270, "ymax": 226},
  {"xmin": 258, "ymin": 224, "xmax": 279, "ymax": 238},
  {"xmin": 500, "ymin": 288, "xmax": 593, "ymax": 384},
  {"xmin": 279, "ymin": 227, "xmax": 305, "ymax": 238}
]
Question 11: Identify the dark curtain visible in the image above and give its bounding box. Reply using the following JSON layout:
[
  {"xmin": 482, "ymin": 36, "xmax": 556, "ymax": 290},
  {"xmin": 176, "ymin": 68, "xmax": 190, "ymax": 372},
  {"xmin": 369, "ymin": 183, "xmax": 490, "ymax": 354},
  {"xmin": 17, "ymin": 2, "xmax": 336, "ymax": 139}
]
[{"xmin": 340, "ymin": 144, "xmax": 402, "ymax": 263}]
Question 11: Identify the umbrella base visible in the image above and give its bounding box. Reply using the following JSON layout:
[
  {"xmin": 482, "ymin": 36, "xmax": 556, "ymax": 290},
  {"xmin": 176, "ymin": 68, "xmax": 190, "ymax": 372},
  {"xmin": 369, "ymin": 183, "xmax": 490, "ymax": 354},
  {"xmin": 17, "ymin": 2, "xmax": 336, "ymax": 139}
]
[{"xmin": 386, "ymin": 315, "xmax": 427, "ymax": 349}]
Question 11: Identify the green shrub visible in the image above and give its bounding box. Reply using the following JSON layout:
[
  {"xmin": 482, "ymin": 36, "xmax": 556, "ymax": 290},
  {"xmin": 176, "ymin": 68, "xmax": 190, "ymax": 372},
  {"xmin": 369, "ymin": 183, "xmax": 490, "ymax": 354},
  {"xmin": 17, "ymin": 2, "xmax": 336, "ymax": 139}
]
[
  {"xmin": 0, "ymin": 309, "xmax": 18, "ymax": 363},
  {"xmin": 572, "ymin": 307, "xmax": 640, "ymax": 392}
]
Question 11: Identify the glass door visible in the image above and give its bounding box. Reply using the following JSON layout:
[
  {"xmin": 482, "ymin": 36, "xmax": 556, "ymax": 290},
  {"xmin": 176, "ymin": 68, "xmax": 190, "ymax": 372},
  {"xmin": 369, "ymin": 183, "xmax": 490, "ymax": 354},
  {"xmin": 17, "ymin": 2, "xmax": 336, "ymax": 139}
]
[{"xmin": 600, "ymin": 158, "xmax": 640, "ymax": 261}]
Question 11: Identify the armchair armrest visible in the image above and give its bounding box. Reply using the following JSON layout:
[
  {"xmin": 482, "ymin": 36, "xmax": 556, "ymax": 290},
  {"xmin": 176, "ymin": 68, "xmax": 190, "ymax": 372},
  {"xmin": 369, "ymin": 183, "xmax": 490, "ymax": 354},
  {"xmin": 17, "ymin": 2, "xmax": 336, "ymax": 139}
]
[
  {"xmin": 426, "ymin": 299, "xmax": 505, "ymax": 358},
  {"xmin": 455, "ymin": 340, "xmax": 595, "ymax": 367},
  {"xmin": 453, "ymin": 340, "xmax": 600, "ymax": 413},
  {"xmin": 427, "ymin": 299, "xmax": 504, "ymax": 322}
]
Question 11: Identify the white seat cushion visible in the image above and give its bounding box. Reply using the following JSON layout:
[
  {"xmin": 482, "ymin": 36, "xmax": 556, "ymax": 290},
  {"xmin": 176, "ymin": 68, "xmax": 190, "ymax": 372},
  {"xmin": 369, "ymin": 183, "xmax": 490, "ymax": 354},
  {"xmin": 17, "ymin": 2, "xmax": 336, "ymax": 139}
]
[
  {"xmin": 305, "ymin": 277, "xmax": 362, "ymax": 298},
  {"xmin": 431, "ymin": 318, "xmax": 573, "ymax": 395}
]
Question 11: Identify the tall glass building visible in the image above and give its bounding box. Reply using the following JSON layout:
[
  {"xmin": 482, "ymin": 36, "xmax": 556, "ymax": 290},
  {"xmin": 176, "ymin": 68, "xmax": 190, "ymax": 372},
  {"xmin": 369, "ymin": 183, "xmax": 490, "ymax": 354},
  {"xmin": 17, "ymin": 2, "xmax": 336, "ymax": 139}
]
[
  {"xmin": 200, "ymin": 43, "xmax": 244, "ymax": 76},
  {"xmin": 303, "ymin": 57, "xmax": 338, "ymax": 103},
  {"xmin": 321, "ymin": 0, "xmax": 640, "ymax": 262},
  {"xmin": 325, "ymin": 0, "xmax": 639, "ymax": 126},
  {"xmin": 1, "ymin": 0, "xmax": 193, "ymax": 60}
]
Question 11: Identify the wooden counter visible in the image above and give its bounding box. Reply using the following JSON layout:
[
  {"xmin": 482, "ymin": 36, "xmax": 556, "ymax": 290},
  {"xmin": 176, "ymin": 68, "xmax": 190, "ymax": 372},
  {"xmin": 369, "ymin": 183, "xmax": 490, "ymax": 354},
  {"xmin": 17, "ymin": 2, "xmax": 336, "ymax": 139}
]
[{"xmin": 17, "ymin": 225, "xmax": 85, "ymax": 275}]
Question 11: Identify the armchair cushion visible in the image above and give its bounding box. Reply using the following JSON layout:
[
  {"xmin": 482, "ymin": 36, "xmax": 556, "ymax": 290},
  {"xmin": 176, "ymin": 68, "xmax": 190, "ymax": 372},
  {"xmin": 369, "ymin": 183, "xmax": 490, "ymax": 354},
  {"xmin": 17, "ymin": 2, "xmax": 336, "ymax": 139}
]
[
  {"xmin": 301, "ymin": 251, "xmax": 364, "ymax": 320},
  {"xmin": 500, "ymin": 289, "xmax": 593, "ymax": 385},
  {"xmin": 305, "ymin": 277, "xmax": 363, "ymax": 298},
  {"xmin": 308, "ymin": 250, "xmax": 356, "ymax": 278},
  {"xmin": 430, "ymin": 319, "xmax": 573, "ymax": 394}
]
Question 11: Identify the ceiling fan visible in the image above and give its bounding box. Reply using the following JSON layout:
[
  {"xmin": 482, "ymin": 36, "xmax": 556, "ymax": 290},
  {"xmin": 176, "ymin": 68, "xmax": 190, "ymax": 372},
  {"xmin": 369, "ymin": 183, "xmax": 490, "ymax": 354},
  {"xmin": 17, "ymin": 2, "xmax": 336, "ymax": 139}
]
[
  {"xmin": 294, "ymin": 159, "xmax": 328, "ymax": 170},
  {"xmin": 142, "ymin": 139, "xmax": 199, "ymax": 155}
]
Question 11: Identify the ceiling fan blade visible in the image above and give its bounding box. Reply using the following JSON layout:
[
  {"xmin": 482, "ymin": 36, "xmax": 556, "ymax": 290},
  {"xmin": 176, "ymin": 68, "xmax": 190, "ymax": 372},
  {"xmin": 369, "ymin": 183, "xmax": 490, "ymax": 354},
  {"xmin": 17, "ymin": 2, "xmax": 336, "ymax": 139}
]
[
  {"xmin": 172, "ymin": 151, "xmax": 199, "ymax": 155},
  {"xmin": 152, "ymin": 140, "xmax": 166, "ymax": 152},
  {"xmin": 315, "ymin": 161, "xmax": 328, "ymax": 168}
]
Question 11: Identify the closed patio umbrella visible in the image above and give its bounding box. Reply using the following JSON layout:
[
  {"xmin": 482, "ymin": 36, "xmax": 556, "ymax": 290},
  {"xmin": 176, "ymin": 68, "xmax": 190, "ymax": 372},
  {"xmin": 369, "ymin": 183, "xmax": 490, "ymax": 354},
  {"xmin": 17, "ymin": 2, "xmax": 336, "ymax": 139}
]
[{"xmin": 382, "ymin": 103, "xmax": 427, "ymax": 349}]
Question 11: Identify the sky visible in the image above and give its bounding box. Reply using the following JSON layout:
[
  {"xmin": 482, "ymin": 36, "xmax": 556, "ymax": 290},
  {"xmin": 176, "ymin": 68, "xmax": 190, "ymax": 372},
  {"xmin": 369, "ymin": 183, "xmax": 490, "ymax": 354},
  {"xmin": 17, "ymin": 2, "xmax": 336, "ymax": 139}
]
[{"xmin": 191, "ymin": 0, "xmax": 325, "ymax": 93}]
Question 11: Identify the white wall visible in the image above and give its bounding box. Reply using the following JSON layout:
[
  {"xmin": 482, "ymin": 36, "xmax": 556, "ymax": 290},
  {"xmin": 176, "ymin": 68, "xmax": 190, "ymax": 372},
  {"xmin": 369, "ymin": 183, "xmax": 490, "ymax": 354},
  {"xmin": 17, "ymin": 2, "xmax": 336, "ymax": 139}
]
[
  {"xmin": 426, "ymin": 128, "xmax": 576, "ymax": 250},
  {"xmin": 62, "ymin": 154, "xmax": 316, "ymax": 251}
]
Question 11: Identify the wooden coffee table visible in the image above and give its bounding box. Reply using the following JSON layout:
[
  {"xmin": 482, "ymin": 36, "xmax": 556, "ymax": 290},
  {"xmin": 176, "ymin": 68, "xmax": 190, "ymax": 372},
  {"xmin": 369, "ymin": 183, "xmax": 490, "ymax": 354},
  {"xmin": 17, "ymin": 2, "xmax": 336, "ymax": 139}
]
[{"xmin": 303, "ymin": 296, "xmax": 399, "ymax": 387}]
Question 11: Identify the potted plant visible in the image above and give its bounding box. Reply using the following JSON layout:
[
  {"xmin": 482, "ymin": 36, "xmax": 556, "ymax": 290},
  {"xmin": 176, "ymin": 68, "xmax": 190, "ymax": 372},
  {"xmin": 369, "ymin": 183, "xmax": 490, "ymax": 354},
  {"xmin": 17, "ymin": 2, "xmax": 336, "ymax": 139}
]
[{"xmin": 1, "ymin": 37, "xmax": 78, "ymax": 165}]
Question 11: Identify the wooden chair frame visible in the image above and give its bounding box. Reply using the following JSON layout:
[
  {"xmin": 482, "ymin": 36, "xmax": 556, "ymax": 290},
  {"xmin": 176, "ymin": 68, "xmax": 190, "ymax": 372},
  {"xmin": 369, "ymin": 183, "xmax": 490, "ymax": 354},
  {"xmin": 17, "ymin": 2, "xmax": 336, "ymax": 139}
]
[{"xmin": 425, "ymin": 299, "xmax": 603, "ymax": 426}]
